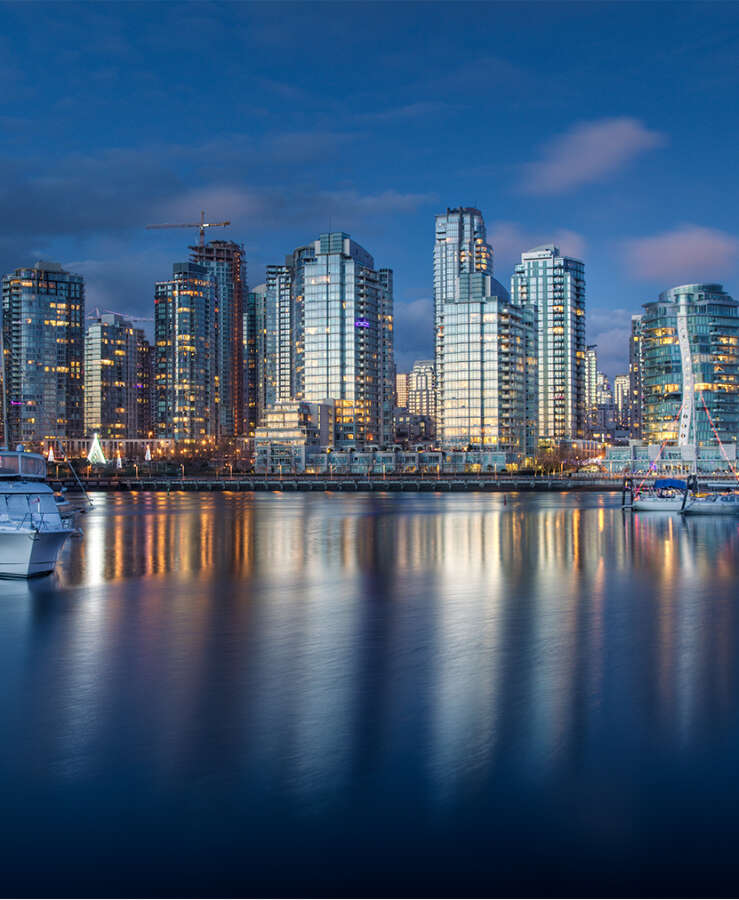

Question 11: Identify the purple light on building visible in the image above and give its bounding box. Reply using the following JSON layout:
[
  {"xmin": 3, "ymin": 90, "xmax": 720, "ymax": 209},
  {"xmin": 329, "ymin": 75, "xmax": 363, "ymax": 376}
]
[{"xmin": 354, "ymin": 318, "xmax": 370, "ymax": 328}]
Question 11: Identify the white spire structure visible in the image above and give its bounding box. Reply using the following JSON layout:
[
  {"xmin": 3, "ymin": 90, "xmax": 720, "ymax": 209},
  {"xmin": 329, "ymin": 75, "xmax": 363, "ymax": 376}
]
[
  {"xmin": 145, "ymin": 444, "xmax": 152, "ymax": 462},
  {"xmin": 47, "ymin": 446, "xmax": 55, "ymax": 463},
  {"xmin": 87, "ymin": 433, "xmax": 107, "ymax": 465},
  {"xmin": 116, "ymin": 449, "xmax": 122, "ymax": 470}
]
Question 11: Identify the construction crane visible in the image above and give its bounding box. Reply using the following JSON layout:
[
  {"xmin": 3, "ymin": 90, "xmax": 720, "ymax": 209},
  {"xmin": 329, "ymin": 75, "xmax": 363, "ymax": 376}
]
[{"xmin": 145, "ymin": 209, "xmax": 230, "ymax": 248}]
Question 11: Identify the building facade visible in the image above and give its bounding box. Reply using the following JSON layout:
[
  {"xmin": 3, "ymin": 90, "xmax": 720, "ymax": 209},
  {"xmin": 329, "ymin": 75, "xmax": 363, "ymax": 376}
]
[
  {"xmin": 641, "ymin": 283, "xmax": 739, "ymax": 447},
  {"xmin": 407, "ymin": 359, "xmax": 436, "ymax": 420},
  {"xmin": 2, "ymin": 261, "xmax": 84, "ymax": 445},
  {"xmin": 303, "ymin": 232, "xmax": 394, "ymax": 448},
  {"xmin": 84, "ymin": 313, "xmax": 152, "ymax": 439},
  {"xmin": 154, "ymin": 262, "xmax": 216, "ymax": 443},
  {"xmin": 263, "ymin": 244, "xmax": 317, "ymax": 409},
  {"xmin": 243, "ymin": 284, "xmax": 266, "ymax": 437},
  {"xmin": 254, "ymin": 400, "xmax": 333, "ymax": 472},
  {"xmin": 629, "ymin": 314, "xmax": 644, "ymax": 439},
  {"xmin": 190, "ymin": 240, "xmax": 246, "ymax": 438},
  {"xmin": 613, "ymin": 375, "xmax": 630, "ymax": 429},
  {"xmin": 395, "ymin": 372, "xmax": 409, "ymax": 409},
  {"xmin": 434, "ymin": 207, "xmax": 537, "ymax": 460},
  {"xmin": 511, "ymin": 245, "xmax": 586, "ymax": 446},
  {"xmin": 584, "ymin": 344, "xmax": 598, "ymax": 434}
]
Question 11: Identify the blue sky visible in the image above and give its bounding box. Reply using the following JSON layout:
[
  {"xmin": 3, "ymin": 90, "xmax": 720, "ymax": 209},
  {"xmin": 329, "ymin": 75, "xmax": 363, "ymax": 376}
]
[{"xmin": 1, "ymin": 1, "xmax": 738, "ymax": 376}]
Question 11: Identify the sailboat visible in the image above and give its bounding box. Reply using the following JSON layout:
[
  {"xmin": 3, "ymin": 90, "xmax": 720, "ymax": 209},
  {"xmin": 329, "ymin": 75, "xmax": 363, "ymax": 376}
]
[{"xmin": 631, "ymin": 478, "xmax": 688, "ymax": 512}]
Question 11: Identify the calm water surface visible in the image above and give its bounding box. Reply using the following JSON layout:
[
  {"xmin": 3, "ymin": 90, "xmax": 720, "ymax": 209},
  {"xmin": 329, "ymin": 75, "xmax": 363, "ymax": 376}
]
[{"xmin": 1, "ymin": 491, "xmax": 738, "ymax": 894}]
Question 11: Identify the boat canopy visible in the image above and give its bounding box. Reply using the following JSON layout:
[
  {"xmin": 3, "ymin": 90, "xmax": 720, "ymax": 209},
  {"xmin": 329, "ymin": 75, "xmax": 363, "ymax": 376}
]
[
  {"xmin": 654, "ymin": 478, "xmax": 687, "ymax": 490},
  {"xmin": 0, "ymin": 451, "xmax": 47, "ymax": 479}
]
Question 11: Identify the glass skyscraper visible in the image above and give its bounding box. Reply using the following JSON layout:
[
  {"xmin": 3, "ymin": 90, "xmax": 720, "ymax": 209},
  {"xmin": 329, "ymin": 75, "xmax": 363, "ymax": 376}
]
[
  {"xmin": 511, "ymin": 245, "xmax": 586, "ymax": 446},
  {"xmin": 434, "ymin": 208, "xmax": 537, "ymax": 459},
  {"xmin": 2, "ymin": 261, "xmax": 84, "ymax": 444},
  {"xmin": 303, "ymin": 232, "xmax": 394, "ymax": 448},
  {"xmin": 265, "ymin": 263, "xmax": 293, "ymax": 408},
  {"xmin": 84, "ymin": 313, "xmax": 152, "ymax": 439},
  {"xmin": 264, "ymin": 244, "xmax": 317, "ymax": 409},
  {"xmin": 154, "ymin": 262, "xmax": 216, "ymax": 443},
  {"xmin": 641, "ymin": 283, "xmax": 739, "ymax": 447},
  {"xmin": 190, "ymin": 240, "xmax": 246, "ymax": 438}
]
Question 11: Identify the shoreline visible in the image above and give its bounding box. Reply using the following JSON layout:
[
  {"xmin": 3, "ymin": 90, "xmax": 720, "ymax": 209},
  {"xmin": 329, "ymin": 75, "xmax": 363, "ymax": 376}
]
[{"xmin": 56, "ymin": 476, "xmax": 624, "ymax": 494}]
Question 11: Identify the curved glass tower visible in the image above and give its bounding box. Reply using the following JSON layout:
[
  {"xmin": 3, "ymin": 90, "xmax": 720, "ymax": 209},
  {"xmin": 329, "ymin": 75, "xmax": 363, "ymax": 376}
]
[{"xmin": 641, "ymin": 283, "xmax": 739, "ymax": 447}]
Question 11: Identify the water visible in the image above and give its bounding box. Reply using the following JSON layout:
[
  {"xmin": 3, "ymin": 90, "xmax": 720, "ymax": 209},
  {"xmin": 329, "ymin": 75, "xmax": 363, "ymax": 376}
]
[{"xmin": 1, "ymin": 491, "xmax": 738, "ymax": 894}]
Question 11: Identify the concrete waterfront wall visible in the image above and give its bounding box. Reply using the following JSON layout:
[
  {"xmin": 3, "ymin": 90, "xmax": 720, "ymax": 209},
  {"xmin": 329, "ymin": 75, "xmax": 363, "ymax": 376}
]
[{"xmin": 54, "ymin": 475, "xmax": 623, "ymax": 493}]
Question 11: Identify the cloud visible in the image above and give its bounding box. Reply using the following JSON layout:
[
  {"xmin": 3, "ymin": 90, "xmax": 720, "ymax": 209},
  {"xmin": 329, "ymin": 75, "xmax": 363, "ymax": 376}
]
[
  {"xmin": 355, "ymin": 102, "xmax": 454, "ymax": 124},
  {"xmin": 394, "ymin": 297, "xmax": 434, "ymax": 372},
  {"xmin": 623, "ymin": 225, "xmax": 739, "ymax": 282},
  {"xmin": 587, "ymin": 307, "xmax": 635, "ymax": 380},
  {"xmin": 487, "ymin": 222, "xmax": 586, "ymax": 272},
  {"xmin": 521, "ymin": 117, "xmax": 665, "ymax": 195},
  {"xmin": 156, "ymin": 186, "xmax": 436, "ymax": 234}
]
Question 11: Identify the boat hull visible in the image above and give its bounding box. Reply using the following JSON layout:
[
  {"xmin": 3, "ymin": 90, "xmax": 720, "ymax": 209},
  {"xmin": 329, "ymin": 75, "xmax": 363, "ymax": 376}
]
[
  {"xmin": 631, "ymin": 497, "xmax": 684, "ymax": 512},
  {"xmin": 683, "ymin": 498, "xmax": 739, "ymax": 516},
  {"xmin": 0, "ymin": 529, "xmax": 71, "ymax": 578}
]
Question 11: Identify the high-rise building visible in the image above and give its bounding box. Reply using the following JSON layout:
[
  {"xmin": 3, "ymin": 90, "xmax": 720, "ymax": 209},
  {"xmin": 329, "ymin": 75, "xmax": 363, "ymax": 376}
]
[
  {"xmin": 2, "ymin": 261, "xmax": 84, "ymax": 444},
  {"xmin": 434, "ymin": 207, "xmax": 537, "ymax": 459},
  {"xmin": 584, "ymin": 345, "xmax": 598, "ymax": 433},
  {"xmin": 264, "ymin": 263, "xmax": 293, "ymax": 408},
  {"xmin": 613, "ymin": 374, "xmax": 630, "ymax": 429},
  {"xmin": 629, "ymin": 314, "xmax": 644, "ymax": 439},
  {"xmin": 641, "ymin": 283, "xmax": 739, "ymax": 446},
  {"xmin": 154, "ymin": 262, "xmax": 216, "ymax": 443},
  {"xmin": 84, "ymin": 313, "xmax": 152, "ymax": 439},
  {"xmin": 408, "ymin": 359, "xmax": 436, "ymax": 420},
  {"xmin": 243, "ymin": 284, "xmax": 266, "ymax": 436},
  {"xmin": 511, "ymin": 245, "xmax": 586, "ymax": 446},
  {"xmin": 303, "ymin": 232, "xmax": 394, "ymax": 448},
  {"xmin": 395, "ymin": 372, "xmax": 409, "ymax": 409},
  {"xmin": 263, "ymin": 244, "xmax": 317, "ymax": 410},
  {"xmin": 378, "ymin": 268, "xmax": 395, "ymax": 447},
  {"xmin": 189, "ymin": 241, "xmax": 246, "ymax": 438}
]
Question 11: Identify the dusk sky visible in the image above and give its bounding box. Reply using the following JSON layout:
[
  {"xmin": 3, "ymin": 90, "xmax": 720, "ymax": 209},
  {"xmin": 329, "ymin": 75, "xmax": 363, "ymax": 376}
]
[{"xmin": 2, "ymin": 1, "xmax": 738, "ymax": 375}]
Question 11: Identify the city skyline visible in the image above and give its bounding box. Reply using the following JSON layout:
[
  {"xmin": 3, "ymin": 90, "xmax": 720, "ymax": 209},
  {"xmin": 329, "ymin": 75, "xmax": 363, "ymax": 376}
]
[{"xmin": 2, "ymin": 2, "xmax": 739, "ymax": 378}]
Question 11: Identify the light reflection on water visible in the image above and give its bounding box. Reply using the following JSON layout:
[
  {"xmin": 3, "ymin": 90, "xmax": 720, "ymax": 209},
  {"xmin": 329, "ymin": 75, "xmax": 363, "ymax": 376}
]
[{"xmin": 1, "ymin": 491, "xmax": 738, "ymax": 893}]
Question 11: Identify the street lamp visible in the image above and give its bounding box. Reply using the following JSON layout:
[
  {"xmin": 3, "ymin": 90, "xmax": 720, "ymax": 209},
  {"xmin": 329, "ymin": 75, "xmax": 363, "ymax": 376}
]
[{"xmin": 180, "ymin": 463, "xmax": 184, "ymax": 481}]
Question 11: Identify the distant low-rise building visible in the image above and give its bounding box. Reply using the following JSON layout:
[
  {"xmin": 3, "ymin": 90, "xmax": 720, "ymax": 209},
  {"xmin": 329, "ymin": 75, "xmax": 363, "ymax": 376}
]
[
  {"xmin": 393, "ymin": 407, "xmax": 435, "ymax": 446},
  {"xmin": 395, "ymin": 371, "xmax": 409, "ymax": 410},
  {"xmin": 254, "ymin": 400, "xmax": 333, "ymax": 473},
  {"xmin": 605, "ymin": 440, "xmax": 737, "ymax": 475}
]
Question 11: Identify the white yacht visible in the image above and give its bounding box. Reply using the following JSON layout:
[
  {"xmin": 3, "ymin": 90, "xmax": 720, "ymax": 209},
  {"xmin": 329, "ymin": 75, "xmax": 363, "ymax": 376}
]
[{"xmin": 0, "ymin": 450, "xmax": 77, "ymax": 578}]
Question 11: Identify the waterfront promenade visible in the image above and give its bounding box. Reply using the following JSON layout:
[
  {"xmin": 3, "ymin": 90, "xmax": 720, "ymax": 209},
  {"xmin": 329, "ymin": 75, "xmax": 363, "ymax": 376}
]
[{"xmin": 54, "ymin": 473, "xmax": 624, "ymax": 493}]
